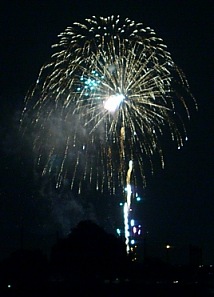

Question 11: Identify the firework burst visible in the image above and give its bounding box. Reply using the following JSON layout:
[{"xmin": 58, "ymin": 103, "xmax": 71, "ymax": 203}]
[{"xmin": 21, "ymin": 15, "xmax": 196, "ymax": 194}]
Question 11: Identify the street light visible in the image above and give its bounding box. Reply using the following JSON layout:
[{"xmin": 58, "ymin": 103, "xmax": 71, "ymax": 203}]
[{"xmin": 165, "ymin": 244, "xmax": 172, "ymax": 263}]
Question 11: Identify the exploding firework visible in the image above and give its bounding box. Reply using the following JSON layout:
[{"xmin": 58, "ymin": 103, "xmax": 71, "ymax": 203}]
[{"xmin": 21, "ymin": 15, "xmax": 196, "ymax": 194}]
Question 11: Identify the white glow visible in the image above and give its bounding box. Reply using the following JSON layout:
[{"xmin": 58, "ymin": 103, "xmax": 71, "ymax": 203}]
[
  {"xmin": 103, "ymin": 94, "xmax": 124, "ymax": 112},
  {"xmin": 127, "ymin": 184, "xmax": 132, "ymax": 208},
  {"xmin": 127, "ymin": 185, "xmax": 131, "ymax": 195}
]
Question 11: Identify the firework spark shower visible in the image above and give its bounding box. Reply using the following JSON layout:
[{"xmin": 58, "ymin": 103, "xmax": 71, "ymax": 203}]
[{"xmin": 21, "ymin": 15, "xmax": 196, "ymax": 195}]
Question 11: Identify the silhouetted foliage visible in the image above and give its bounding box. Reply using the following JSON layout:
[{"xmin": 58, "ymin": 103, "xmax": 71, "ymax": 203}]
[{"xmin": 50, "ymin": 220, "xmax": 128, "ymax": 281}]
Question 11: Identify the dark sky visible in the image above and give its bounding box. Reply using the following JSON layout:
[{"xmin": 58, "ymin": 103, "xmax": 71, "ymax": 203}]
[{"xmin": 0, "ymin": 0, "xmax": 213, "ymax": 264}]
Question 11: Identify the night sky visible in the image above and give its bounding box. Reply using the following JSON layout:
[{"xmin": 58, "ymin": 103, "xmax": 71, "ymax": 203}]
[{"xmin": 0, "ymin": 0, "xmax": 213, "ymax": 264}]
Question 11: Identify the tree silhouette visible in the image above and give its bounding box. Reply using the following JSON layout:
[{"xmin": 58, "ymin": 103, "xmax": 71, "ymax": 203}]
[{"xmin": 50, "ymin": 220, "xmax": 128, "ymax": 282}]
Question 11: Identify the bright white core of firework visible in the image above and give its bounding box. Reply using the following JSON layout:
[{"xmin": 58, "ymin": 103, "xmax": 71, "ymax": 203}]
[{"xmin": 103, "ymin": 94, "xmax": 125, "ymax": 113}]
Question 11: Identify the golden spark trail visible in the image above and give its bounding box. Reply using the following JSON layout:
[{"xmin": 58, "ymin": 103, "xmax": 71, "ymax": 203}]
[{"xmin": 126, "ymin": 160, "xmax": 133, "ymax": 209}]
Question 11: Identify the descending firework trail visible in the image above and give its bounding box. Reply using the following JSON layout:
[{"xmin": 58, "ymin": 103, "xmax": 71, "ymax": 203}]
[
  {"xmin": 21, "ymin": 15, "xmax": 196, "ymax": 195},
  {"xmin": 120, "ymin": 123, "xmax": 132, "ymax": 252},
  {"xmin": 124, "ymin": 160, "xmax": 133, "ymax": 253}
]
